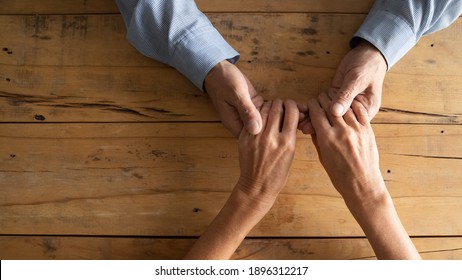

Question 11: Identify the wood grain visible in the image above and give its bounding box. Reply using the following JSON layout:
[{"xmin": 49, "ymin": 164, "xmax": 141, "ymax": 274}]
[
  {"xmin": 1, "ymin": 65, "xmax": 460, "ymax": 123},
  {"xmin": 4, "ymin": 13, "xmax": 459, "ymax": 71},
  {"xmin": 0, "ymin": 0, "xmax": 375, "ymax": 15},
  {"xmin": 1, "ymin": 0, "xmax": 461, "ymax": 260},
  {"xmin": 1, "ymin": 123, "xmax": 461, "ymax": 237},
  {"xmin": 1, "ymin": 15, "xmax": 461, "ymax": 123},
  {"xmin": 0, "ymin": 236, "xmax": 460, "ymax": 260}
]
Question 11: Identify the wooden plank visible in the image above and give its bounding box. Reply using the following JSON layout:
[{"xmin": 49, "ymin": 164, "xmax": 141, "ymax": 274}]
[
  {"xmin": 1, "ymin": 15, "xmax": 461, "ymax": 123},
  {"xmin": 234, "ymin": 237, "xmax": 462, "ymax": 260},
  {"xmin": 0, "ymin": 236, "xmax": 460, "ymax": 260},
  {"xmin": 0, "ymin": 66, "xmax": 462, "ymax": 124},
  {"xmin": 0, "ymin": 15, "xmax": 158, "ymax": 67},
  {"xmin": 1, "ymin": 123, "xmax": 461, "ymax": 236},
  {"xmin": 0, "ymin": 0, "xmax": 375, "ymax": 15},
  {"xmin": 0, "ymin": 0, "xmax": 119, "ymax": 15},
  {"xmin": 0, "ymin": 65, "xmax": 210, "ymax": 122},
  {"xmin": 2, "ymin": 14, "xmax": 460, "ymax": 71},
  {"xmin": 0, "ymin": 64, "xmax": 460, "ymax": 124}
]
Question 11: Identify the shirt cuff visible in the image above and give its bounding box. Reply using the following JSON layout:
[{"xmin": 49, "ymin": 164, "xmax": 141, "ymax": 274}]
[
  {"xmin": 170, "ymin": 25, "xmax": 240, "ymax": 91},
  {"xmin": 350, "ymin": 9, "xmax": 417, "ymax": 69}
]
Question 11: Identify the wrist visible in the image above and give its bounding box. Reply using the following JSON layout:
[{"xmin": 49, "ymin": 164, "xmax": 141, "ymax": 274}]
[
  {"xmin": 184, "ymin": 181, "xmax": 267, "ymax": 259},
  {"xmin": 208, "ymin": 185, "xmax": 272, "ymax": 243},
  {"xmin": 341, "ymin": 172, "xmax": 390, "ymax": 215},
  {"xmin": 204, "ymin": 60, "xmax": 232, "ymax": 94},
  {"xmin": 355, "ymin": 39, "xmax": 388, "ymax": 70},
  {"xmin": 355, "ymin": 38, "xmax": 375, "ymax": 48},
  {"xmin": 343, "ymin": 185, "xmax": 419, "ymax": 259},
  {"xmin": 231, "ymin": 183, "xmax": 276, "ymax": 216},
  {"xmin": 344, "ymin": 179, "xmax": 396, "ymax": 238}
]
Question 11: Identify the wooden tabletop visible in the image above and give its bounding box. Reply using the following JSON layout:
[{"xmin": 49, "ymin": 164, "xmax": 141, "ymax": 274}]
[{"xmin": 1, "ymin": 0, "xmax": 461, "ymax": 259}]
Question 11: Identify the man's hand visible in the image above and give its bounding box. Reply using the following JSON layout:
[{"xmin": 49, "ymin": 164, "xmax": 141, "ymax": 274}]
[
  {"xmin": 204, "ymin": 60, "xmax": 264, "ymax": 137},
  {"xmin": 329, "ymin": 40, "xmax": 387, "ymax": 119},
  {"xmin": 237, "ymin": 99, "xmax": 299, "ymax": 209},
  {"xmin": 298, "ymin": 40, "xmax": 387, "ymax": 135}
]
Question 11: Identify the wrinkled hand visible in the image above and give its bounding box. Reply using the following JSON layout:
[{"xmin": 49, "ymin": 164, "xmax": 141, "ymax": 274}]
[
  {"xmin": 298, "ymin": 40, "xmax": 387, "ymax": 135},
  {"xmin": 185, "ymin": 100, "xmax": 299, "ymax": 260},
  {"xmin": 308, "ymin": 93, "xmax": 421, "ymax": 260},
  {"xmin": 329, "ymin": 40, "xmax": 387, "ymax": 119},
  {"xmin": 237, "ymin": 99, "xmax": 299, "ymax": 207},
  {"xmin": 308, "ymin": 92, "xmax": 385, "ymax": 202},
  {"xmin": 205, "ymin": 60, "xmax": 264, "ymax": 137}
]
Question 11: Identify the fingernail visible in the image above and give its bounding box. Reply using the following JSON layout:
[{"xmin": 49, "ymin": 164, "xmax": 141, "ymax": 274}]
[
  {"xmin": 332, "ymin": 103, "xmax": 344, "ymax": 116},
  {"xmin": 248, "ymin": 120, "xmax": 260, "ymax": 135}
]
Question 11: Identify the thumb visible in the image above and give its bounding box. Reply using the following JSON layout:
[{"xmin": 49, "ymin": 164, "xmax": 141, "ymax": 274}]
[
  {"xmin": 234, "ymin": 92, "xmax": 262, "ymax": 135},
  {"xmin": 330, "ymin": 79, "xmax": 359, "ymax": 117}
]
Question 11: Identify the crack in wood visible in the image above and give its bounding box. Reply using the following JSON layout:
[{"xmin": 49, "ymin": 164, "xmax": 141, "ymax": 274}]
[
  {"xmin": 141, "ymin": 107, "xmax": 188, "ymax": 117},
  {"xmin": 420, "ymin": 247, "xmax": 462, "ymax": 254},
  {"xmin": 379, "ymin": 107, "xmax": 458, "ymax": 122},
  {"xmin": 0, "ymin": 91, "xmax": 189, "ymax": 118},
  {"xmin": 394, "ymin": 153, "xmax": 462, "ymax": 160},
  {"xmin": 104, "ymin": 107, "xmax": 151, "ymax": 118},
  {"xmin": 353, "ymin": 246, "xmax": 462, "ymax": 259},
  {"xmin": 0, "ymin": 91, "xmax": 50, "ymax": 104}
]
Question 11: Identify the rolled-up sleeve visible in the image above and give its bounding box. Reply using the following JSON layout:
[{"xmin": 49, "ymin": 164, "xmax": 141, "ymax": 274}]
[
  {"xmin": 351, "ymin": 0, "xmax": 462, "ymax": 69},
  {"xmin": 116, "ymin": 0, "xmax": 240, "ymax": 91}
]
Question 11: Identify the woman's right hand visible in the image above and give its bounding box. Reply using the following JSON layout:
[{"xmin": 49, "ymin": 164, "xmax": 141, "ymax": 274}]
[
  {"xmin": 308, "ymin": 92, "xmax": 385, "ymax": 205},
  {"xmin": 307, "ymin": 92, "xmax": 420, "ymax": 260}
]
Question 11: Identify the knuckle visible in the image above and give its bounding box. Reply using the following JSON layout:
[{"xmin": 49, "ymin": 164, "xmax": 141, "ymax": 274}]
[
  {"xmin": 338, "ymin": 90, "xmax": 355, "ymax": 102},
  {"xmin": 280, "ymin": 137, "xmax": 295, "ymax": 151},
  {"xmin": 268, "ymin": 139, "xmax": 279, "ymax": 150}
]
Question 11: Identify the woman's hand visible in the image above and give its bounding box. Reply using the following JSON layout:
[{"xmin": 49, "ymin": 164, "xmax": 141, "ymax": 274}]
[
  {"xmin": 307, "ymin": 92, "xmax": 385, "ymax": 204},
  {"xmin": 185, "ymin": 99, "xmax": 299, "ymax": 259},
  {"xmin": 237, "ymin": 99, "xmax": 299, "ymax": 210},
  {"xmin": 307, "ymin": 93, "xmax": 420, "ymax": 260}
]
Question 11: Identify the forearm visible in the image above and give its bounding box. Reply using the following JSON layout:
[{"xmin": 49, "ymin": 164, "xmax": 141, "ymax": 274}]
[
  {"xmin": 185, "ymin": 186, "xmax": 272, "ymax": 259},
  {"xmin": 344, "ymin": 179, "xmax": 420, "ymax": 260},
  {"xmin": 116, "ymin": 0, "xmax": 239, "ymax": 90}
]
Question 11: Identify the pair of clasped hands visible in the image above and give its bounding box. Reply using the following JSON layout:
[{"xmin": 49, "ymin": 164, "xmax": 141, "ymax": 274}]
[{"xmin": 185, "ymin": 45, "xmax": 421, "ymax": 260}]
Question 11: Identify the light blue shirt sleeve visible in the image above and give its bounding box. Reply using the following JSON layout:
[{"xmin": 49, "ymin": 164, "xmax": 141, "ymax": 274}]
[
  {"xmin": 352, "ymin": 0, "xmax": 462, "ymax": 69},
  {"xmin": 115, "ymin": 0, "xmax": 240, "ymax": 91}
]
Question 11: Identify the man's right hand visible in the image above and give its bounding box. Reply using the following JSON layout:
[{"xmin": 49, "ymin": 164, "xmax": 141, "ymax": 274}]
[
  {"xmin": 329, "ymin": 40, "xmax": 387, "ymax": 120},
  {"xmin": 298, "ymin": 40, "xmax": 387, "ymax": 135}
]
